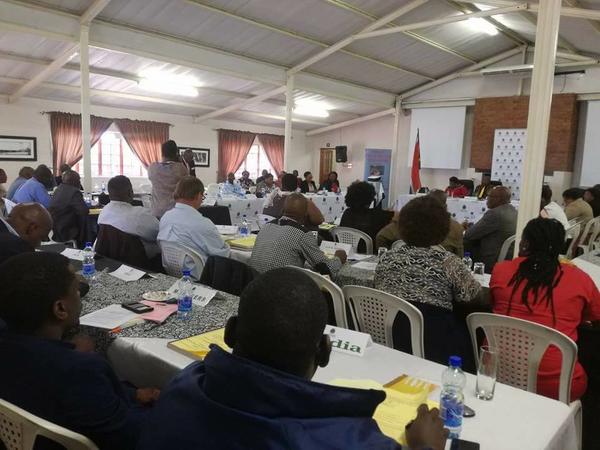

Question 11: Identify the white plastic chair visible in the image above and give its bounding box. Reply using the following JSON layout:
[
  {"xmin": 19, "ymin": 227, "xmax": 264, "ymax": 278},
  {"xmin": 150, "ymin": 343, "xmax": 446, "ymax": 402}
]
[
  {"xmin": 0, "ymin": 398, "xmax": 98, "ymax": 450},
  {"xmin": 497, "ymin": 234, "xmax": 516, "ymax": 262},
  {"xmin": 331, "ymin": 227, "xmax": 373, "ymax": 254},
  {"xmin": 391, "ymin": 239, "xmax": 404, "ymax": 250},
  {"xmin": 46, "ymin": 230, "xmax": 77, "ymax": 249},
  {"xmin": 466, "ymin": 313, "xmax": 582, "ymax": 448},
  {"xmin": 466, "ymin": 313, "xmax": 578, "ymax": 403},
  {"xmin": 342, "ymin": 285, "xmax": 424, "ymax": 358},
  {"xmin": 206, "ymin": 183, "xmax": 220, "ymax": 197},
  {"xmin": 577, "ymin": 216, "xmax": 600, "ymax": 255},
  {"xmin": 257, "ymin": 214, "xmax": 276, "ymax": 229},
  {"xmin": 159, "ymin": 241, "xmax": 205, "ymax": 280},
  {"xmin": 287, "ymin": 266, "xmax": 351, "ymax": 328}
]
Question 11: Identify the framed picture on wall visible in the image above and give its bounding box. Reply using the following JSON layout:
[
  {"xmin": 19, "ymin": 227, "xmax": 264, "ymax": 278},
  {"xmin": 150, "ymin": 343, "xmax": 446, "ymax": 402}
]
[
  {"xmin": 0, "ymin": 136, "xmax": 37, "ymax": 161},
  {"xmin": 179, "ymin": 146, "xmax": 210, "ymax": 167}
]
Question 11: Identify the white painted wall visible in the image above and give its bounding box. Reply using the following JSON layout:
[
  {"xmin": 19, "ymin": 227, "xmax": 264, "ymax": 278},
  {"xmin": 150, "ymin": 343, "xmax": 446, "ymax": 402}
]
[{"xmin": 0, "ymin": 97, "xmax": 309, "ymax": 189}]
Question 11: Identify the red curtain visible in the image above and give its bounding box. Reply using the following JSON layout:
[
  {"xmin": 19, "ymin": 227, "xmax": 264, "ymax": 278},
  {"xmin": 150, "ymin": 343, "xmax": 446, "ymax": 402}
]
[
  {"xmin": 114, "ymin": 119, "xmax": 170, "ymax": 168},
  {"xmin": 258, "ymin": 133, "xmax": 284, "ymax": 176},
  {"xmin": 50, "ymin": 112, "xmax": 113, "ymax": 175},
  {"xmin": 218, "ymin": 129, "xmax": 256, "ymax": 182}
]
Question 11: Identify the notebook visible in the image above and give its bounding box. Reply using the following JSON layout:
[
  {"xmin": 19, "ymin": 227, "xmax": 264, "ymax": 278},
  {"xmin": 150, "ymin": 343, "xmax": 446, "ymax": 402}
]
[
  {"xmin": 167, "ymin": 328, "xmax": 229, "ymax": 360},
  {"xmin": 228, "ymin": 235, "xmax": 256, "ymax": 250}
]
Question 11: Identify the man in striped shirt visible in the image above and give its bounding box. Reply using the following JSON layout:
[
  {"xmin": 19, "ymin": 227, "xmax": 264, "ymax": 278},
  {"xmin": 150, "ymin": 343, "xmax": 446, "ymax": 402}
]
[{"xmin": 250, "ymin": 193, "xmax": 346, "ymax": 275}]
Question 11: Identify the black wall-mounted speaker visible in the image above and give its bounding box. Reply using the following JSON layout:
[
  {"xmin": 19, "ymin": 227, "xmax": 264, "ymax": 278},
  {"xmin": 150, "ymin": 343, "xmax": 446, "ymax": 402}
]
[{"xmin": 335, "ymin": 145, "xmax": 347, "ymax": 163}]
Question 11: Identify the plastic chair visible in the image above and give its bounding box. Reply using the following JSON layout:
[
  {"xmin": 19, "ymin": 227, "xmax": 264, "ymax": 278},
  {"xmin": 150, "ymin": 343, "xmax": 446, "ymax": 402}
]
[
  {"xmin": 391, "ymin": 240, "xmax": 404, "ymax": 250},
  {"xmin": 0, "ymin": 398, "xmax": 98, "ymax": 450},
  {"xmin": 257, "ymin": 214, "xmax": 275, "ymax": 229},
  {"xmin": 159, "ymin": 241, "xmax": 205, "ymax": 280},
  {"xmin": 466, "ymin": 313, "xmax": 577, "ymax": 404},
  {"xmin": 47, "ymin": 230, "xmax": 77, "ymax": 249},
  {"xmin": 287, "ymin": 266, "xmax": 350, "ymax": 328},
  {"xmin": 331, "ymin": 227, "xmax": 373, "ymax": 254},
  {"xmin": 578, "ymin": 217, "xmax": 600, "ymax": 255},
  {"xmin": 497, "ymin": 234, "xmax": 516, "ymax": 262},
  {"xmin": 342, "ymin": 285, "xmax": 424, "ymax": 358}
]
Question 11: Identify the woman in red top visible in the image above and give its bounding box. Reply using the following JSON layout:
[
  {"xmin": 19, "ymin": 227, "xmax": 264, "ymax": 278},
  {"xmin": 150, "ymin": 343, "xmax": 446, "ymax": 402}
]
[{"xmin": 490, "ymin": 218, "xmax": 600, "ymax": 401}]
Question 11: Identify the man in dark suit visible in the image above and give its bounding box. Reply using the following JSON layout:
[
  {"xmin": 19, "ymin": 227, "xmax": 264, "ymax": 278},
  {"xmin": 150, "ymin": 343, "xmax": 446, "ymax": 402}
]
[
  {"xmin": 48, "ymin": 170, "xmax": 89, "ymax": 245},
  {"xmin": 464, "ymin": 186, "xmax": 517, "ymax": 273},
  {"xmin": 0, "ymin": 203, "xmax": 53, "ymax": 264}
]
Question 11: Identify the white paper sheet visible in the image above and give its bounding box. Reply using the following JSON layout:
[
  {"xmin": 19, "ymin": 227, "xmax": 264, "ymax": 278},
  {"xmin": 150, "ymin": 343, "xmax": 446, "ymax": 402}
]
[
  {"xmin": 320, "ymin": 241, "xmax": 352, "ymax": 256},
  {"xmin": 215, "ymin": 225, "xmax": 239, "ymax": 235},
  {"xmin": 167, "ymin": 282, "xmax": 217, "ymax": 307},
  {"xmin": 109, "ymin": 265, "xmax": 146, "ymax": 282},
  {"xmin": 79, "ymin": 304, "xmax": 139, "ymax": 330},
  {"xmin": 353, "ymin": 261, "xmax": 378, "ymax": 271},
  {"xmin": 474, "ymin": 273, "xmax": 492, "ymax": 288},
  {"xmin": 60, "ymin": 248, "xmax": 85, "ymax": 261},
  {"xmin": 348, "ymin": 253, "xmax": 372, "ymax": 261}
]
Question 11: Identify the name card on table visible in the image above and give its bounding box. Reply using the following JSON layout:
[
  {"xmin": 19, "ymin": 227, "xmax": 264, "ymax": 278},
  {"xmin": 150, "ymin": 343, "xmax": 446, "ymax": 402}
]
[
  {"xmin": 167, "ymin": 282, "xmax": 217, "ymax": 307},
  {"xmin": 60, "ymin": 248, "xmax": 84, "ymax": 261},
  {"xmin": 320, "ymin": 241, "xmax": 352, "ymax": 256},
  {"xmin": 325, "ymin": 325, "xmax": 372, "ymax": 357},
  {"xmin": 109, "ymin": 265, "xmax": 146, "ymax": 282}
]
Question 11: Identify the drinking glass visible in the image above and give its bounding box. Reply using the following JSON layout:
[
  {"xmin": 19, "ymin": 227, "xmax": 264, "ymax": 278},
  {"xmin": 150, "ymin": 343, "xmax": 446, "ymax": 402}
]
[
  {"xmin": 473, "ymin": 262, "xmax": 485, "ymax": 275},
  {"xmin": 378, "ymin": 247, "xmax": 388, "ymax": 262},
  {"xmin": 476, "ymin": 346, "xmax": 498, "ymax": 400}
]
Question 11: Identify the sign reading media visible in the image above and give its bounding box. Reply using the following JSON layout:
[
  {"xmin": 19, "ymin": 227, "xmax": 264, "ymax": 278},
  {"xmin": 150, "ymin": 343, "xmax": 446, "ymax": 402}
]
[{"xmin": 325, "ymin": 325, "xmax": 372, "ymax": 357}]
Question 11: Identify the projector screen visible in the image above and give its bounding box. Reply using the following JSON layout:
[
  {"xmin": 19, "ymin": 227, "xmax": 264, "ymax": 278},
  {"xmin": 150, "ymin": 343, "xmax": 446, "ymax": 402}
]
[
  {"xmin": 581, "ymin": 101, "xmax": 600, "ymax": 187},
  {"xmin": 408, "ymin": 106, "xmax": 467, "ymax": 169}
]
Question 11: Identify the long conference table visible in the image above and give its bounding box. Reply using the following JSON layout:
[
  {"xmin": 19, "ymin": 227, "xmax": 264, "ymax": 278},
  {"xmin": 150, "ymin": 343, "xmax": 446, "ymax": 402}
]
[{"xmin": 42, "ymin": 245, "xmax": 580, "ymax": 450}]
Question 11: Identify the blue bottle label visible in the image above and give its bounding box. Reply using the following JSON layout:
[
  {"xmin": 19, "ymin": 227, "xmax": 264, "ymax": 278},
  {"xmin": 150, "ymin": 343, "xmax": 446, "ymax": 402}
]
[
  {"xmin": 440, "ymin": 395, "xmax": 464, "ymax": 428},
  {"xmin": 82, "ymin": 263, "xmax": 95, "ymax": 276},
  {"xmin": 178, "ymin": 295, "xmax": 192, "ymax": 312}
]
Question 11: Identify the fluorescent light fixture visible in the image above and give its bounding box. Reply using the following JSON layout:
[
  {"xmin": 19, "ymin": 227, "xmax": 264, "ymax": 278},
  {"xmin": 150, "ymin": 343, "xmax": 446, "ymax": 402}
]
[
  {"xmin": 138, "ymin": 69, "xmax": 199, "ymax": 97},
  {"xmin": 465, "ymin": 17, "xmax": 499, "ymax": 36},
  {"xmin": 294, "ymin": 100, "xmax": 330, "ymax": 118}
]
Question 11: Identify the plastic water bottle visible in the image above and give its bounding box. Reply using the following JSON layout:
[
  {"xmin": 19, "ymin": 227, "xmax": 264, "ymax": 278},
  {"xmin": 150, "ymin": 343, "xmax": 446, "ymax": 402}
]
[
  {"xmin": 101, "ymin": 182, "xmax": 106, "ymax": 194},
  {"xmin": 178, "ymin": 270, "xmax": 193, "ymax": 319},
  {"xmin": 82, "ymin": 242, "xmax": 96, "ymax": 282},
  {"xmin": 440, "ymin": 356, "xmax": 467, "ymax": 439},
  {"xmin": 239, "ymin": 215, "xmax": 249, "ymax": 237},
  {"xmin": 462, "ymin": 252, "xmax": 473, "ymax": 272}
]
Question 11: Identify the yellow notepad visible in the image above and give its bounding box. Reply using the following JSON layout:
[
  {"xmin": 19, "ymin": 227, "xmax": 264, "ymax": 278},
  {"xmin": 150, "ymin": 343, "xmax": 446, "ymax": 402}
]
[
  {"xmin": 329, "ymin": 379, "xmax": 438, "ymax": 445},
  {"xmin": 228, "ymin": 235, "xmax": 256, "ymax": 250},
  {"xmin": 168, "ymin": 328, "xmax": 229, "ymax": 360},
  {"xmin": 318, "ymin": 223, "xmax": 336, "ymax": 230}
]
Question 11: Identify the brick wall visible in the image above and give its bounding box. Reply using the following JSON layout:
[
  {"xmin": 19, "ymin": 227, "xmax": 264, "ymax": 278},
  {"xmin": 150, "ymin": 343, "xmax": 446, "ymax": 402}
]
[{"xmin": 471, "ymin": 94, "xmax": 579, "ymax": 173}]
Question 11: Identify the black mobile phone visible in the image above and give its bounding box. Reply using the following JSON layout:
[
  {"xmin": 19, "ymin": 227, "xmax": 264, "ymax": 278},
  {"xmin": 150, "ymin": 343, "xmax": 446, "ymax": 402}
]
[
  {"xmin": 450, "ymin": 439, "xmax": 480, "ymax": 450},
  {"xmin": 463, "ymin": 404, "xmax": 476, "ymax": 417},
  {"xmin": 121, "ymin": 301, "xmax": 154, "ymax": 314}
]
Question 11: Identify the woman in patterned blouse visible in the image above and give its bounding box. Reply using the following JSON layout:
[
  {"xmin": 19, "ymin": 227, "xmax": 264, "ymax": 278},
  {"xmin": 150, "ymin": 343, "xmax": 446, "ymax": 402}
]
[{"xmin": 374, "ymin": 195, "xmax": 481, "ymax": 368}]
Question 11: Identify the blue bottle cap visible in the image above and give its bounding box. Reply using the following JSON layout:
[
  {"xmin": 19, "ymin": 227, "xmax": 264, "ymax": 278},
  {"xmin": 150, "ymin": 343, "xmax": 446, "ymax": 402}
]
[
  {"xmin": 182, "ymin": 270, "xmax": 191, "ymax": 276},
  {"xmin": 449, "ymin": 356, "xmax": 462, "ymax": 367},
  {"xmin": 464, "ymin": 252, "xmax": 471, "ymax": 257},
  {"xmin": 85, "ymin": 242, "xmax": 92, "ymax": 247}
]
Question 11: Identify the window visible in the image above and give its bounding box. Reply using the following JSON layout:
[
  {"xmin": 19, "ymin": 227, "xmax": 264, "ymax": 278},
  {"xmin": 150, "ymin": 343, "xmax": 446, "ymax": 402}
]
[
  {"xmin": 74, "ymin": 131, "xmax": 147, "ymax": 178},
  {"xmin": 234, "ymin": 142, "xmax": 275, "ymax": 180}
]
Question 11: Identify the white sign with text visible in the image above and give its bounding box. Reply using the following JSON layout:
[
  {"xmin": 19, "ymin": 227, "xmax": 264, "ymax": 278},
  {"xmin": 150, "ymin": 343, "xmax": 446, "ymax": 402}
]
[{"xmin": 325, "ymin": 325, "xmax": 372, "ymax": 357}]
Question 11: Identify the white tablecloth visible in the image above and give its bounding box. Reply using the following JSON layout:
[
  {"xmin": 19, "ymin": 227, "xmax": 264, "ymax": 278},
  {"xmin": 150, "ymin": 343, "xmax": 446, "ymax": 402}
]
[
  {"xmin": 305, "ymin": 193, "xmax": 347, "ymax": 223},
  {"xmin": 396, "ymin": 194, "xmax": 520, "ymax": 224},
  {"xmin": 573, "ymin": 251, "xmax": 600, "ymax": 289},
  {"xmin": 108, "ymin": 338, "xmax": 577, "ymax": 450}
]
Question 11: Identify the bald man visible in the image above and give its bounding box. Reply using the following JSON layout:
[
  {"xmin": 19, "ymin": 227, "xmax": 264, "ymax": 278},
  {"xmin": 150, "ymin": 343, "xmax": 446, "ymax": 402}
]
[
  {"xmin": 0, "ymin": 203, "xmax": 53, "ymax": 264},
  {"xmin": 249, "ymin": 193, "xmax": 346, "ymax": 275},
  {"xmin": 49, "ymin": 170, "xmax": 89, "ymax": 245},
  {"xmin": 464, "ymin": 186, "xmax": 517, "ymax": 273}
]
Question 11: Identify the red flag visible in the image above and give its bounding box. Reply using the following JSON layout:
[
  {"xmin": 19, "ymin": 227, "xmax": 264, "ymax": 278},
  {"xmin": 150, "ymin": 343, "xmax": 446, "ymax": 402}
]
[{"xmin": 411, "ymin": 130, "xmax": 422, "ymax": 193}]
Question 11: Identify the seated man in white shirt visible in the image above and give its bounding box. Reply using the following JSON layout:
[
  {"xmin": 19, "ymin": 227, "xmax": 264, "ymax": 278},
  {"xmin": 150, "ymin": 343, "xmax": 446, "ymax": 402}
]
[
  {"xmin": 540, "ymin": 185, "xmax": 569, "ymax": 231},
  {"xmin": 221, "ymin": 172, "xmax": 244, "ymax": 196},
  {"xmin": 158, "ymin": 177, "xmax": 230, "ymax": 279},
  {"xmin": 98, "ymin": 175, "xmax": 160, "ymax": 259}
]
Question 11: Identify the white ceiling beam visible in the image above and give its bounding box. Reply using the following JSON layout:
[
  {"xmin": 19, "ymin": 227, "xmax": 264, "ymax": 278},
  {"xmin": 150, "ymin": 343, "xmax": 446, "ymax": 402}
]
[
  {"xmin": 8, "ymin": 46, "xmax": 79, "ymax": 102},
  {"xmin": 306, "ymin": 108, "xmax": 395, "ymax": 136},
  {"xmin": 454, "ymin": 0, "xmax": 600, "ymax": 20},
  {"xmin": 195, "ymin": 86, "xmax": 287, "ymax": 122},
  {"xmin": 7, "ymin": 0, "xmax": 111, "ymax": 103},
  {"xmin": 288, "ymin": 0, "xmax": 429, "ymax": 75},
  {"xmin": 185, "ymin": 0, "xmax": 434, "ymax": 81},
  {"xmin": 355, "ymin": 5, "xmax": 527, "ymax": 40},
  {"xmin": 563, "ymin": 0, "xmax": 600, "ymax": 34},
  {"xmin": 0, "ymin": 1, "xmax": 396, "ymax": 108},
  {"xmin": 399, "ymin": 46, "xmax": 525, "ymax": 99},
  {"xmin": 320, "ymin": 0, "xmax": 478, "ymax": 63},
  {"xmin": 0, "ymin": 75, "xmax": 330, "ymax": 125}
]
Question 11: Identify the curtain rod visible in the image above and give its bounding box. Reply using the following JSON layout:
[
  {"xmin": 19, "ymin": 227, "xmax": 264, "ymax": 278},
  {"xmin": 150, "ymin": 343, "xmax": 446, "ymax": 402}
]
[{"xmin": 40, "ymin": 111, "xmax": 174, "ymax": 127}]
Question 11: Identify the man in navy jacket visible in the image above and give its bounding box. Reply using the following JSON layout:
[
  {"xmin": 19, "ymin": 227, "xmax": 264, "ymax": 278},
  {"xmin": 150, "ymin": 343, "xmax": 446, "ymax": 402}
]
[
  {"xmin": 139, "ymin": 268, "xmax": 447, "ymax": 450},
  {"xmin": 0, "ymin": 253, "xmax": 159, "ymax": 449}
]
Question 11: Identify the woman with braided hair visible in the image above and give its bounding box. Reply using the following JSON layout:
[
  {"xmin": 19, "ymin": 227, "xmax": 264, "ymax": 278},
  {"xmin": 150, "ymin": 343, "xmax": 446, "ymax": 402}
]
[{"xmin": 490, "ymin": 218, "xmax": 600, "ymax": 400}]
